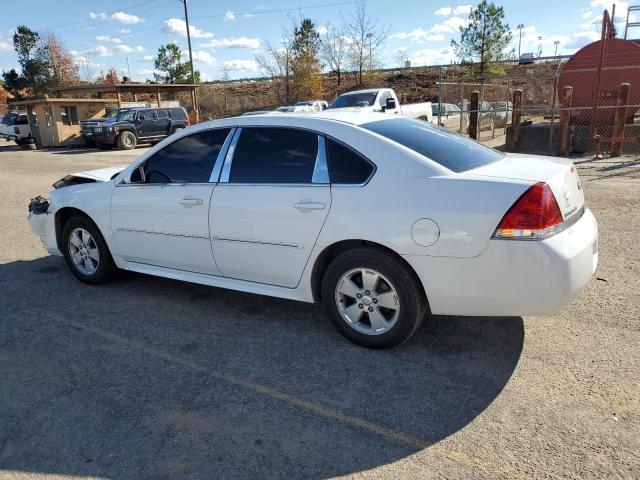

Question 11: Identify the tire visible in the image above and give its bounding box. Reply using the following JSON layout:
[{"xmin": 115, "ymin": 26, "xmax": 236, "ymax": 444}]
[
  {"xmin": 321, "ymin": 247, "xmax": 429, "ymax": 348},
  {"xmin": 62, "ymin": 216, "xmax": 116, "ymax": 285},
  {"xmin": 117, "ymin": 131, "xmax": 137, "ymax": 150}
]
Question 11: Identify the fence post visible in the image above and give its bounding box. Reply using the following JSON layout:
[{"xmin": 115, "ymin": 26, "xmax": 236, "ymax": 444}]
[
  {"xmin": 559, "ymin": 86, "xmax": 573, "ymax": 156},
  {"xmin": 469, "ymin": 90, "xmax": 479, "ymax": 140},
  {"xmin": 611, "ymin": 82, "xmax": 631, "ymax": 157},
  {"xmin": 509, "ymin": 89, "xmax": 523, "ymax": 152}
]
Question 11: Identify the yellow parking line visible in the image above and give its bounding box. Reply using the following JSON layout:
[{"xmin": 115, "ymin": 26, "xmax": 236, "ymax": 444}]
[{"xmin": 44, "ymin": 312, "xmax": 530, "ymax": 479}]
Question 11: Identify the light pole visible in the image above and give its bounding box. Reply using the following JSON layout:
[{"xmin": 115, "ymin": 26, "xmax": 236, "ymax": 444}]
[
  {"xmin": 180, "ymin": 0, "xmax": 199, "ymax": 121},
  {"xmin": 366, "ymin": 32, "xmax": 373, "ymax": 73},
  {"xmin": 537, "ymin": 36, "xmax": 543, "ymax": 58},
  {"xmin": 554, "ymin": 40, "xmax": 560, "ymax": 58},
  {"xmin": 517, "ymin": 24, "xmax": 525, "ymax": 57}
]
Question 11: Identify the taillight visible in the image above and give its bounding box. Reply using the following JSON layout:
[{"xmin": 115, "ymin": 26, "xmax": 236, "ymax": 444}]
[
  {"xmin": 186, "ymin": 118, "xmax": 192, "ymax": 126},
  {"xmin": 493, "ymin": 182, "xmax": 564, "ymax": 240}
]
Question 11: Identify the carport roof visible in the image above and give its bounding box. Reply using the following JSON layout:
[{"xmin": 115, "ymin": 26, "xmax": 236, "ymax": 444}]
[
  {"xmin": 9, "ymin": 98, "xmax": 117, "ymax": 106},
  {"xmin": 51, "ymin": 83, "xmax": 198, "ymax": 95}
]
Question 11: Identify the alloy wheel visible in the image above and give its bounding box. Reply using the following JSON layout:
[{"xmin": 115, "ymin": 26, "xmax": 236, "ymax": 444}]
[
  {"xmin": 68, "ymin": 227, "xmax": 100, "ymax": 276},
  {"xmin": 335, "ymin": 268, "xmax": 400, "ymax": 335}
]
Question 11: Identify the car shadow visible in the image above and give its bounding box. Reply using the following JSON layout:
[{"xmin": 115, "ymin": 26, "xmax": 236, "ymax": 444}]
[{"xmin": 0, "ymin": 256, "xmax": 524, "ymax": 479}]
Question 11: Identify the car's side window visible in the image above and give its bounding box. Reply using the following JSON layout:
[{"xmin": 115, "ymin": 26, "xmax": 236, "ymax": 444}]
[
  {"xmin": 135, "ymin": 128, "xmax": 231, "ymax": 184},
  {"xmin": 138, "ymin": 110, "xmax": 155, "ymax": 121},
  {"xmin": 228, "ymin": 127, "xmax": 318, "ymax": 184},
  {"xmin": 326, "ymin": 138, "xmax": 375, "ymax": 185}
]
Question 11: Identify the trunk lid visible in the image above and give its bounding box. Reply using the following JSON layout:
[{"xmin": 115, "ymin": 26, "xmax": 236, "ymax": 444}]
[{"xmin": 465, "ymin": 154, "xmax": 584, "ymax": 220}]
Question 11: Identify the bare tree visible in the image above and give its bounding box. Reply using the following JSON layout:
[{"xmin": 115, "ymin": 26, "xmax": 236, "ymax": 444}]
[
  {"xmin": 255, "ymin": 34, "xmax": 294, "ymax": 104},
  {"xmin": 343, "ymin": 0, "xmax": 389, "ymax": 84},
  {"xmin": 80, "ymin": 56, "xmax": 94, "ymax": 83},
  {"xmin": 393, "ymin": 48, "xmax": 409, "ymax": 69},
  {"xmin": 320, "ymin": 24, "xmax": 347, "ymax": 86}
]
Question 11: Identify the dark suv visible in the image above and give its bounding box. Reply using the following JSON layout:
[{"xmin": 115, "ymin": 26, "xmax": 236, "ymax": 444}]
[{"xmin": 92, "ymin": 107, "xmax": 189, "ymax": 150}]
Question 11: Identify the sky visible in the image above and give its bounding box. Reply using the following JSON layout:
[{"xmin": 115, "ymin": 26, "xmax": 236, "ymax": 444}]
[{"xmin": 0, "ymin": 0, "xmax": 630, "ymax": 82}]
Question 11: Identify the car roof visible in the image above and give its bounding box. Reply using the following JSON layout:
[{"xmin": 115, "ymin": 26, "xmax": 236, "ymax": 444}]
[{"xmin": 200, "ymin": 111, "xmax": 402, "ymax": 128}]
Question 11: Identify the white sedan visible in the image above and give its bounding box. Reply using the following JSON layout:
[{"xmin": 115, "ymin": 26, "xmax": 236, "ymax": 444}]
[{"xmin": 27, "ymin": 112, "xmax": 598, "ymax": 348}]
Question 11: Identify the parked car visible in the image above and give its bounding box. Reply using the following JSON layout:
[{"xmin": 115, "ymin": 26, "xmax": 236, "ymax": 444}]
[
  {"xmin": 295, "ymin": 100, "xmax": 328, "ymax": 111},
  {"xmin": 491, "ymin": 101, "xmax": 513, "ymax": 128},
  {"xmin": 460, "ymin": 101, "xmax": 496, "ymax": 131},
  {"xmin": 328, "ymin": 88, "xmax": 433, "ymax": 123},
  {"xmin": 519, "ymin": 52, "xmax": 535, "ymax": 64},
  {"xmin": 92, "ymin": 107, "xmax": 189, "ymax": 150},
  {"xmin": 275, "ymin": 105, "xmax": 314, "ymax": 113},
  {"xmin": 430, "ymin": 103, "xmax": 468, "ymax": 131},
  {"xmin": 27, "ymin": 112, "xmax": 598, "ymax": 348},
  {"xmin": 1, "ymin": 111, "xmax": 32, "ymax": 145}
]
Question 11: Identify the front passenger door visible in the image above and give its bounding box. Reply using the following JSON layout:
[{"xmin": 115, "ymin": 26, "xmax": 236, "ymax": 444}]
[
  {"xmin": 111, "ymin": 128, "xmax": 232, "ymax": 274},
  {"xmin": 136, "ymin": 109, "xmax": 157, "ymax": 138},
  {"xmin": 210, "ymin": 127, "xmax": 331, "ymax": 288}
]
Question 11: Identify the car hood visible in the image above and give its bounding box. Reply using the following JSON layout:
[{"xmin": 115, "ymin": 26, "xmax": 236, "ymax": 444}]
[{"xmin": 52, "ymin": 166, "xmax": 127, "ymax": 189}]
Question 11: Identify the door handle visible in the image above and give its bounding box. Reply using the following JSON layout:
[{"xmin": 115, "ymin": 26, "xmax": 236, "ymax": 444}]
[
  {"xmin": 180, "ymin": 196, "xmax": 204, "ymax": 207},
  {"xmin": 293, "ymin": 200, "xmax": 326, "ymax": 213}
]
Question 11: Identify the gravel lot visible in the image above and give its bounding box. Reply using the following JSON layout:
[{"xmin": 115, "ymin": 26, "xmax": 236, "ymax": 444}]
[{"xmin": 0, "ymin": 143, "xmax": 638, "ymax": 479}]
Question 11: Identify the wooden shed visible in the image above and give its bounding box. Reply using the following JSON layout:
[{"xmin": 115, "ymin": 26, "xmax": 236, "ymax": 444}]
[{"xmin": 9, "ymin": 97, "xmax": 116, "ymax": 148}]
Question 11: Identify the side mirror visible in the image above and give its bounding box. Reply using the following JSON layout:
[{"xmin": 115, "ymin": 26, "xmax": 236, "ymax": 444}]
[
  {"xmin": 385, "ymin": 98, "xmax": 397, "ymax": 110},
  {"xmin": 129, "ymin": 165, "xmax": 146, "ymax": 184}
]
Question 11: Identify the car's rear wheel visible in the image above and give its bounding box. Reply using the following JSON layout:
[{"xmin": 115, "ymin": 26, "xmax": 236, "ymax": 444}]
[
  {"xmin": 321, "ymin": 248, "xmax": 428, "ymax": 348},
  {"xmin": 62, "ymin": 216, "xmax": 116, "ymax": 284},
  {"xmin": 117, "ymin": 131, "xmax": 137, "ymax": 150}
]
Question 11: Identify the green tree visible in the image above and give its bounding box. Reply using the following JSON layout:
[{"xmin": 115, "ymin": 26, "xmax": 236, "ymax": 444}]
[
  {"xmin": 153, "ymin": 43, "xmax": 199, "ymax": 84},
  {"xmin": 451, "ymin": 1, "xmax": 512, "ymax": 76},
  {"xmin": 2, "ymin": 25, "xmax": 52, "ymax": 98},
  {"xmin": 291, "ymin": 18, "xmax": 322, "ymax": 99}
]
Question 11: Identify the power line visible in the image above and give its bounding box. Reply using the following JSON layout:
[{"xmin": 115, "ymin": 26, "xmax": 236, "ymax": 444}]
[{"xmin": 190, "ymin": 0, "xmax": 367, "ymax": 21}]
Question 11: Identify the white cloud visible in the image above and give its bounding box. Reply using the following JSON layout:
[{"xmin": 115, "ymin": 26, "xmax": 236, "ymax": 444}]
[
  {"xmin": 0, "ymin": 40, "xmax": 11, "ymax": 52},
  {"xmin": 390, "ymin": 29, "xmax": 445, "ymax": 42},
  {"xmin": 411, "ymin": 46, "xmax": 456, "ymax": 65},
  {"xmin": 96, "ymin": 35, "xmax": 122, "ymax": 44},
  {"xmin": 582, "ymin": 10, "xmax": 594, "ymax": 19},
  {"xmin": 119, "ymin": 28, "xmax": 131, "ymax": 34},
  {"xmin": 114, "ymin": 44, "xmax": 145, "ymax": 53},
  {"xmin": 317, "ymin": 26, "xmax": 328, "ymax": 35},
  {"xmin": 223, "ymin": 59, "xmax": 259, "ymax": 71},
  {"xmin": 192, "ymin": 50, "xmax": 215, "ymax": 65},
  {"xmin": 224, "ymin": 11, "xmax": 236, "ymax": 21},
  {"xmin": 111, "ymin": 12, "xmax": 143, "ymax": 25},
  {"xmin": 435, "ymin": 5, "xmax": 471, "ymax": 16},
  {"xmin": 142, "ymin": 54, "xmax": 154, "ymax": 61},
  {"xmin": 86, "ymin": 45, "xmax": 112, "ymax": 57},
  {"xmin": 201, "ymin": 37, "xmax": 261, "ymax": 49},
  {"xmin": 162, "ymin": 18, "xmax": 213, "ymax": 38},
  {"xmin": 590, "ymin": 0, "xmax": 628, "ymax": 11},
  {"xmin": 89, "ymin": 11, "xmax": 143, "ymax": 24},
  {"xmin": 431, "ymin": 16, "xmax": 466, "ymax": 33},
  {"xmin": 564, "ymin": 31, "xmax": 600, "ymax": 50},
  {"xmin": 137, "ymin": 68, "xmax": 158, "ymax": 76}
]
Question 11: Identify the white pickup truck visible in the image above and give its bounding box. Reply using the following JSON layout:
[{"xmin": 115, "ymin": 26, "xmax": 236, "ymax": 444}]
[
  {"xmin": 327, "ymin": 88, "xmax": 433, "ymax": 122},
  {"xmin": 1, "ymin": 111, "xmax": 32, "ymax": 145}
]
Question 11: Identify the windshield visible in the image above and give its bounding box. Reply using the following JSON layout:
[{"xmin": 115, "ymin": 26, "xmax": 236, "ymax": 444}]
[
  {"xmin": 103, "ymin": 109, "xmax": 120, "ymax": 118},
  {"xmin": 329, "ymin": 92, "xmax": 377, "ymax": 109},
  {"xmin": 1, "ymin": 113, "xmax": 17, "ymax": 126},
  {"xmin": 295, "ymin": 102, "xmax": 312, "ymax": 106},
  {"xmin": 362, "ymin": 117, "xmax": 503, "ymax": 173},
  {"xmin": 116, "ymin": 110, "xmax": 137, "ymax": 122}
]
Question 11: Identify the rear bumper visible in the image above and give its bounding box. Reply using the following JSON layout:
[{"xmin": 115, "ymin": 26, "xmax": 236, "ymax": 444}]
[
  {"xmin": 404, "ymin": 208, "xmax": 599, "ymax": 316},
  {"xmin": 27, "ymin": 211, "xmax": 62, "ymax": 256}
]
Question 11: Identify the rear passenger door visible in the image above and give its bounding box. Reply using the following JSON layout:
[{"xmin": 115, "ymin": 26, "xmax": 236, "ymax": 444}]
[
  {"xmin": 209, "ymin": 127, "xmax": 331, "ymax": 288},
  {"xmin": 155, "ymin": 109, "xmax": 171, "ymax": 136}
]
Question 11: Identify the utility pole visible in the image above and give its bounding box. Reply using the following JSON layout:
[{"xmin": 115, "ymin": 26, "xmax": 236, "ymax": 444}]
[
  {"xmin": 181, "ymin": 0, "xmax": 199, "ymax": 122},
  {"xmin": 366, "ymin": 32, "xmax": 373, "ymax": 72},
  {"xmin": 517, "ymin": 24, "xmax": 524, "ymax": 57},
  {"xmin": 126, "ymin": 57, "xmax": 131, "ymax": 79},
  {"xmin": 554, "ymin": 40, "xmax": 560, "ymax": 58},
  {"xmin": 537, "ymin": 36, "xmax": 543, "ymax": 58}
]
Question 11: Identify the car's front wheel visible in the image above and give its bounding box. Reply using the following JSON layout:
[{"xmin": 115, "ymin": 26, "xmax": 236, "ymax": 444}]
[
  {"xmin": 117, "ymin": 131, "xmax": 137, "ymax": 150},
  {"xmin": 62, "ymin": 216, "xmax": 116, "ymax": 284},
  {"xmin": 321, "ymin": 248, "xmax": 429, "ymax": 348}
]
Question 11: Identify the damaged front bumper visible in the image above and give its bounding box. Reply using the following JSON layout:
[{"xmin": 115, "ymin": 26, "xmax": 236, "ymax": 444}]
[{"xmin": 27, "ymin": 196, "xmax": 61, "ymax": 256}]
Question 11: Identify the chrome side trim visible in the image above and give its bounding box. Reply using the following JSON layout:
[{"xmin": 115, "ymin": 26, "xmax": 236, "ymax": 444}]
[
  {"xmin": 211, "ymin": 235, "xmax": 303, "ymax": 249},
  {"xmin": 116, "ymin": 227, "xmax": 209, "ymax": 240},
  {"xmin": 219, "ymin": 128, "xmax": 242, "ymax": 183},
  {"xmin": 209, "ymin": 127, "xmax": 236, "ymax": 183},
  {"xmin": 312, "ymin": 135, "xmax": 329, "ymax": 184}
]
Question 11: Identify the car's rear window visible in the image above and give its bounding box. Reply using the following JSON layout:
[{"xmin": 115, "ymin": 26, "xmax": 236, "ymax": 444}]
[{"xmin": 361, "ymin": 118, "xmax": 503, "ymax": 173}]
